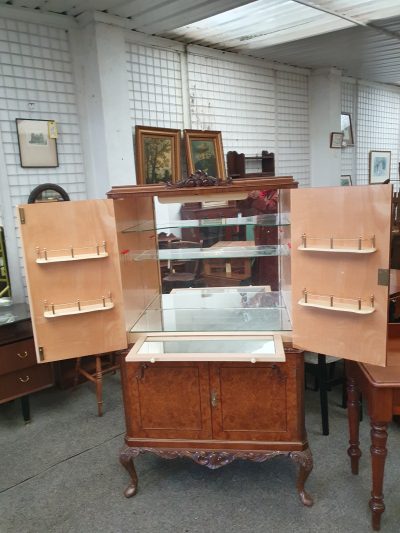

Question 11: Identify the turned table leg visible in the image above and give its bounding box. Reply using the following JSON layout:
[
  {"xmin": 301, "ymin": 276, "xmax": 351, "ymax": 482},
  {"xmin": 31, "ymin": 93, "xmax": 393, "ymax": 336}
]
[
  {"xmin": 119, "ymin": 446, "xmax": 140, "ymax": 498},
  {"xmin": 369, "ymin": 421, "xmax": 388, "ymax": 531},
  {"xmin": 347, "ymin": 375, "xmax": 362, "ymax": 475},
  {"xmin": 290, "ymin": 448, "xmax": 314, "ymax": 507}
]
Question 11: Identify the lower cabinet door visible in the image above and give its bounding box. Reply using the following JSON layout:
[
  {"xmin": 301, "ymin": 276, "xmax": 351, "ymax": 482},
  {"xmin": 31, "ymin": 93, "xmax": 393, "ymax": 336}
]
[
  {"xmin": 129, "ymin": 361, "xmax": 213, "ymax": 440},
  {"xmin": 209, "ymin": 357, "xmax": 301, "ymax": 442}
]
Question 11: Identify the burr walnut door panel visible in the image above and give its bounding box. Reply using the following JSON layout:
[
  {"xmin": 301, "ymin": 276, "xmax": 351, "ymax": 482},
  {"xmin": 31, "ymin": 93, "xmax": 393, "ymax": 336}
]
[
  {"xmin": 291, "ymin": 185, "xmax": 392, "ymax": 367},
  {"xmin": 128, "ymin": 361, "xmax": 213, "ymax": 440},
  {"xmin": 209, "ymin": 354, "xmax": 303, "ymax": 442}
]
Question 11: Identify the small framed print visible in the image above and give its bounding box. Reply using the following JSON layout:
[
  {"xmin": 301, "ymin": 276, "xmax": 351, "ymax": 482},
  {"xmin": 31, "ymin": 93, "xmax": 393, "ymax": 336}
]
[
  {"xmin": 369, "ymin": 151, "xmax": 391, "ymax": 184},
  {"xmin": 340, "ymin": 175, "xmax": 352, "ymax": 186},
  {"xmin": 330, "ymin": 132, "xmax": 344, "ymax": 148},
  {"xmin": 16, "ymin": 118, "xmax": 59, "ymax": 168}
]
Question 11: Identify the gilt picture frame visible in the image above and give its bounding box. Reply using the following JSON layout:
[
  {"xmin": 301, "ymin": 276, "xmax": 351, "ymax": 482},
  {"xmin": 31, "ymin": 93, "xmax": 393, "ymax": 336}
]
[
  {"xmin": 135, "ymin": 125, "xmax": 181, "ymax": 185},
  {"xmin": 16, "ymin": 118, "xmax": 59, "ymax": 168},
  {"xmin": 183, "ymin": 129, "xmax": 226, "ymax": 180}
]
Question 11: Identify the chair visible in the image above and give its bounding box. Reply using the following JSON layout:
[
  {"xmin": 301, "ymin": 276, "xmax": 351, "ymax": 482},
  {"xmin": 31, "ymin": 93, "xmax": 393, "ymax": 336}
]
[
  {"xmin": 162, "ymin": 240, "xmax": 205, "ymax": 292},
  {"xmin": 73, "ymin": 352, "xmax": 120, "ymax": 416},
  {"xmin": 304, "ymin": 352, "xmax": 346, "ymax": 435}
]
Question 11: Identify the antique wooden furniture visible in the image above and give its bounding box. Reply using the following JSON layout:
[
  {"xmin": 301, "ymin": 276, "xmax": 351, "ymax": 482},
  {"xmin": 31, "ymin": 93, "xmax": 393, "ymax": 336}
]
[
  {"xmin": 17, "ymin": 179, "xmax": 395, "ymax": 510},
  {"xmin": 73, "ymin": 353, "xmax": 119, "ymax": 416},
  {"xmin": 346, "ymin": 326, "xmax": 400, "ymax": 531},
  {"xmin": 227, "ymin": 150, "xmax": 275, "ymax": 179},
  {"xmin": 0, "ymin": 303, "xmax": 53, "ymax": 421}
]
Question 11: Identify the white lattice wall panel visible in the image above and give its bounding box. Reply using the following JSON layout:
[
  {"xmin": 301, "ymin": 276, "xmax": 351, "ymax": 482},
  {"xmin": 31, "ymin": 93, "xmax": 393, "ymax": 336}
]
[
  {"xmin": 0, "ymin": 19, "xmax": 86, "ymax": 204},
  {"xmin": 357, "ymin": 85, "xmax": 400, "ymax": 186},
  {"xmin": 341, "ymin": 81, "xmax": 356, "ymax": 182},
  {"xmin": 276, "ymin": 71, "xmax": 310, "ymax": 187},
  {"xmin": 126, "ymin": 43, "xmax": 183, "ymax": 129},
  {"xmin": 0, "ymin": 18, "xmax": 86, "ymax": 299},
  {"xmin": 187, "ymin": 53, "xmax": 276, "ymax": 174}
]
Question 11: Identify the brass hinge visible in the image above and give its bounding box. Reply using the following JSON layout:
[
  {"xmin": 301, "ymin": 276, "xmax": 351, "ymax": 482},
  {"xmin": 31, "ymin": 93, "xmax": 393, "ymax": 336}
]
[
  {"xmin": 38, "ymin": 346, "xmax": 44, "ymax": 362},
  {"xmin": 378, "ymin": 269, "xmax": 390, "ymax": 287},
  {"xmin": 18, "ymin": 207, "xmax": 25, "ymax": 224}
]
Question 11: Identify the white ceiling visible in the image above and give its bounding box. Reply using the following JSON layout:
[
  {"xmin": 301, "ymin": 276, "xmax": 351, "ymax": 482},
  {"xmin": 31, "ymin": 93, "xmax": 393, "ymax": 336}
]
[{"xmin": 3, "ymin": 0, "xmax": 400, "ymax": 85}]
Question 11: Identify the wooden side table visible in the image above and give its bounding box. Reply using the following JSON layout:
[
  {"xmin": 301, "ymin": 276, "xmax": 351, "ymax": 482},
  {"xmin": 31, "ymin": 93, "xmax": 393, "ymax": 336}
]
[
  {"xmin": 346, "ymin": 334, "xmax": 400, "ymax": 531},
  {"xmin": 0, "ymin": 303, "xmax": 53, "ymax": 422}
]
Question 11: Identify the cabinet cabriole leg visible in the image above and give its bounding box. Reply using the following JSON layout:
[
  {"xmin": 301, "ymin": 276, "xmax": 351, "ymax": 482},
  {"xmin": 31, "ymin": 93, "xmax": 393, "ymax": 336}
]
[
  {"xmin": 119, "ymin": 446, "xmax": 140, "ymax": 498},
  {"xmin": 290, "ymin": 448, "xmax": 313, "ymax": 507}
]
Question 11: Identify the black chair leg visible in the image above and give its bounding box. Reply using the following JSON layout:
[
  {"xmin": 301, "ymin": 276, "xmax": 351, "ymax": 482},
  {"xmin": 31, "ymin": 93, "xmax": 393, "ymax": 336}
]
[
  {"xmin": 20, "ymin": 395, "xmax": 30, "ymax": 423},
  {"xmin": 317, "ymin": 354, "xmax": 329, "ymax": 435}
]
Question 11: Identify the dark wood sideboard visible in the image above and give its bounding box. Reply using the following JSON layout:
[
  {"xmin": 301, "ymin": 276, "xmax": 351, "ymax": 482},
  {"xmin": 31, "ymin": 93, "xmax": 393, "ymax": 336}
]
[{"xmin": 0, "ymin": 303, "xmax": 53, "ymax": 421}]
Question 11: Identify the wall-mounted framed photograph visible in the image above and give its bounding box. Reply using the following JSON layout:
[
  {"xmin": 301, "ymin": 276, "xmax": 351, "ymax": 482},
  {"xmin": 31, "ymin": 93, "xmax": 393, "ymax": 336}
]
[
  {"xmin": 134, "ymin": 125, "xmax": 181, "ymax": 185},
  {"xmin": 340, "ymin": 112, "xmax": 354, "ymax": 146},
  {"xmin": 369, "ymin": 150, "xmax": 391, "ymax": 184},
  {"xmin": 340, "ymin": 175, "xmax": 352, "ymax": 186},
  {"xmin": 16, "ymin": 118, "xmax": 59, "ymax": 168},
  {"xmin": 183, "ymin": 129, "xmax": 226, "ymax": 180},
  {"xmin": 330, "ymin": 132, "xmax": 344, "ymax": 148}
]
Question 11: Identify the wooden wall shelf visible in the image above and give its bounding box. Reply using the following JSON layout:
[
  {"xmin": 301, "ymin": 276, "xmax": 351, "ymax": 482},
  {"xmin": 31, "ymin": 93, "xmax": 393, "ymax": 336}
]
[
  {"xmin": 298, "ymin": 235, "xmax": 376, "ymax": 254},
  {"xmin": 43, "ymin": 297, "xmax": 113, "ymax": 318},
  {"xmin": 36, "ymin": 243, "xmax": 108, "ymax": 263},
  {"xmin": 298, "ymin": 293, "xmax": 375, "ymax": 315}
]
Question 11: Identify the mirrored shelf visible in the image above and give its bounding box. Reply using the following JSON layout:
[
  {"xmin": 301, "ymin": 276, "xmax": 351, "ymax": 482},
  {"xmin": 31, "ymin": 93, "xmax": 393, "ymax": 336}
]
[
  {"xmin": 132, "ymin": 244, "xmax": 290, "ymax": 261},
  {"xmin": 298, "ymin": 235, "xmax": 376, "ymax": 254},
  {"xmin": 130, "ymin": 288, "xmax": 292, "ymax": 333},
  {"xmin": 122, "ymin": 213, "xmax": 290, "ymax": 233},
  {"xmin": 127, "ymin": 333, "xmax": 285, "ymax": 363},
  {"xmin": 298, "ymin": 291, "xmax": 375, "ymax": 315}
]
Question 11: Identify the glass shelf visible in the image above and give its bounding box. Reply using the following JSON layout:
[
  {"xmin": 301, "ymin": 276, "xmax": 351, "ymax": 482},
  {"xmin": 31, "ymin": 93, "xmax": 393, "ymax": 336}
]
[
  {"xmin": 132, "ymin": 244, "xmax": 290, "ymax": 261},
  {"xmin": 122, "ymin": 213, "xmax": 290, "ymax": 233},
  {"xmin": 130, "ymin": 288, "xmax": 292, "ymax": 333}
]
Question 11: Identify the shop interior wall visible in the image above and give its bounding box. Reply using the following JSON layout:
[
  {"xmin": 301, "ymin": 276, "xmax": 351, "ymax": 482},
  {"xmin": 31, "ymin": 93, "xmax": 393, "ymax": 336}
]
[{"xmin": 0, "ymin": 14, "xmax": 400, "ymax": 300}]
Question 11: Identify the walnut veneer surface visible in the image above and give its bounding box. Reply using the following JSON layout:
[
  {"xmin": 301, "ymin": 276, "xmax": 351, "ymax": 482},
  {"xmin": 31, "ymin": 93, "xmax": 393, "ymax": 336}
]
[{"xmin": 119, "ymin": 349, "xmax": 313, "ymax": 506}]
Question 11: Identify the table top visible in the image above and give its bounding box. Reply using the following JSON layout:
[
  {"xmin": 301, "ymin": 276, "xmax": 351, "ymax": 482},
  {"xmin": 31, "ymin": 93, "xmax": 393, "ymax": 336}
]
[
  {"xmin": 0, "ymin": 303, "xmax": 32, "ymax": 346},
  {"xmin": 0, "ymin": 303, "xmax": 30, "ymax": 326},
  {"xmin": 361, "ymin": 333, "xmax": 400, "ymax": 387}
]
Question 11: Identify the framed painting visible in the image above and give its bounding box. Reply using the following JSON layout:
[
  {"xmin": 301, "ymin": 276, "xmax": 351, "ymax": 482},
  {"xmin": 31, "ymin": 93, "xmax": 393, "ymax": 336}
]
[
  {"xmin": 340, "ymin": 113, "xmax": 354, "ymax": 146},
  {"xmin": 135, "ymin": 126, "xmax": 181, "ymax": 185},
  {"xmin": 330, "ymin": 132, "xmax": 344, "ymax": 148},
  {"xmin": 16, "ymin": 118, "xmax": 59, "ymax": 168},
  {"xmin": 183, "ymin": 129, "xmax": 226, "ymax": 180},
  {"xmin": 369, "ymin": 150, "xmax": 391, "ymax": 184}
]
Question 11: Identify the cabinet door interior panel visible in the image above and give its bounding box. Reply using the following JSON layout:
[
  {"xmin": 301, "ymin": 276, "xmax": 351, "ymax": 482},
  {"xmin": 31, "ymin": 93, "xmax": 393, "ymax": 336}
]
[
  {"xmin": 291, "ymin": 185, "xmax": 391, "ymax": 366},
  {"xmin": 18, "ymin": 200, "xmax": 127, "ymax": 362}
]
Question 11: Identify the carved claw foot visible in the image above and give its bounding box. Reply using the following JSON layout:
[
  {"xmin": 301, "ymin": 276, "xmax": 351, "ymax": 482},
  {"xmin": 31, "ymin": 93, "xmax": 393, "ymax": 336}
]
[
  {"xmin": 290, "ymin": 448, "xmax": 314, "ymax": 507},
  {"xmin": 119, "ymin": 446, "xmax": 140, "ymax": 498}
]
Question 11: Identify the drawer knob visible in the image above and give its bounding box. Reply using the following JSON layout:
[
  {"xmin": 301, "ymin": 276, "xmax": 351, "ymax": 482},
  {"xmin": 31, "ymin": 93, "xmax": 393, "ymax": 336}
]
[
  {"xmin": 18, "ymin": 375, "xmax": 30, "ymax": 383},
  {"xmin": 17, "ymin": 351, "xmax": 28, "ymax": 359}
]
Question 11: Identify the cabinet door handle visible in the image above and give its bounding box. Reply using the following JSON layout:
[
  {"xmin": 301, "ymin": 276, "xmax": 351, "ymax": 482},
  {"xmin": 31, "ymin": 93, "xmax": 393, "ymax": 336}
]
[
  {"xmin": 17, "ymin": 351, "xmax": 28, "ymax": 359},
  {"xmin": 136, "ymin": 363, "xmax": 148, "ymax": 380},
  {"xmin": 18, "ymin": 375, "xmax": 30, "ymax": 383},
  {"xmin": 210, "ymin": 390, "xmax": 218, "ymax": 408}
]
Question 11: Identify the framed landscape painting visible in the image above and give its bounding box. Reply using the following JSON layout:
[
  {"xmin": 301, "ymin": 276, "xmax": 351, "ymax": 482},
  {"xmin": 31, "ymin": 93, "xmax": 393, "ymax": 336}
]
[
  {"xmin": 135, "ymin": 126, "xmax": 181, "ymax": 185},
  {"xmin": 369, "ymin": 151, "xmax": 391, "ymax": 184},
  {"xmin": 183, "ymin": 129, "xmax": 225, "ymax": 180}
]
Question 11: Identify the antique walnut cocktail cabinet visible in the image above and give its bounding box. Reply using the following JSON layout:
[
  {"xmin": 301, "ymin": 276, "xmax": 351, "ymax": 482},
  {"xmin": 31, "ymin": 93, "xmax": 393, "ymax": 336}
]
[{"xmin": 18, "ymin": 178, "xmax": 395, "ymax": 505}]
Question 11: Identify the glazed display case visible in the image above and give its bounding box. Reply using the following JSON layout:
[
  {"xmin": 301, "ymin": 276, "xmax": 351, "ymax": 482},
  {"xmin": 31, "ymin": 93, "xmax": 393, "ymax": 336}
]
[{"xmin": 17, "ymin": 177, "xmax": 394, "ymax": 504}]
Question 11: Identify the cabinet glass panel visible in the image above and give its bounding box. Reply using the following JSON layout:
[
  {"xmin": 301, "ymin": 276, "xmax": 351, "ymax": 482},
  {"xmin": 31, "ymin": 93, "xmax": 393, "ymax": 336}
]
[{"xmin": 131, "ymin": 287, "xmax": 292, "ymax": 333}]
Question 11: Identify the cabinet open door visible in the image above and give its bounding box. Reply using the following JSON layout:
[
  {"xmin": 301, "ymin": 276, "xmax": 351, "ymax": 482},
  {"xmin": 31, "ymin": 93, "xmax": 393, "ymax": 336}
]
[
  {"xmin": 291, "ymin": 185, "xmax": 392, "ymax": 367},
  {"xmin": 18, "ymin": 200, "xmax": 127, "ymax": 363}
]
